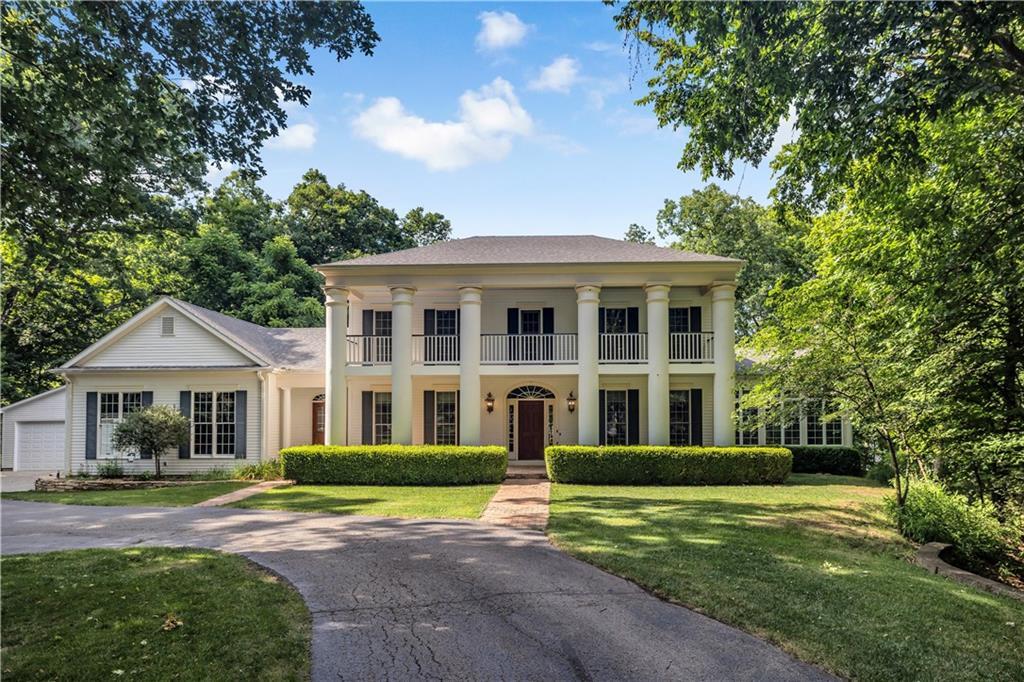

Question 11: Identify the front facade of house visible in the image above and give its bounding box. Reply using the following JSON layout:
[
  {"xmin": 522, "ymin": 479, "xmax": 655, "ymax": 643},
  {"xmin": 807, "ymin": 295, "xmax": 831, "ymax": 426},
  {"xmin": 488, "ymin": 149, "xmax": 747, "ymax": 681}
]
[{"xmin": 4, "ymin": 236, "xmax": 851, "ymax": 474}]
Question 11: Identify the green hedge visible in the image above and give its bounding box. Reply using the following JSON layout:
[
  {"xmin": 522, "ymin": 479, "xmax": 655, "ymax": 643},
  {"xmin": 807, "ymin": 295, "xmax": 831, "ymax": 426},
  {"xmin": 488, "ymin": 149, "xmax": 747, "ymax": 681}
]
[
  {"xmin": 787, "ymin": 446, "xmax": 865, "ymax": 476},
  {"xmin": 545, "ymin": 446, "xmax": 792, "ymax": 485},
  {"xmin": 279, "ymin": 445, "xmax": 507, "ymax": 485}
]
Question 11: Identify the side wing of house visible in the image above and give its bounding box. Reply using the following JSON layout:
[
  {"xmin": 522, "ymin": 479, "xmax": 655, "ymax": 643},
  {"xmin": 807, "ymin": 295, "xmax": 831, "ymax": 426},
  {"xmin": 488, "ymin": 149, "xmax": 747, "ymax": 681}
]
[{"xmin": 0, "ymin": 387, "xmax": 68, "ymax": 471}]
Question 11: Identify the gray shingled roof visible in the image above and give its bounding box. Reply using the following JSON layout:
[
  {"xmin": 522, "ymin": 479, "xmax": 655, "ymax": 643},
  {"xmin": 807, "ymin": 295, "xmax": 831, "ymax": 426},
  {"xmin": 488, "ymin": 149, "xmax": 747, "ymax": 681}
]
[
  {"xmin": 174, "ymin": 299, "xmax": 324, "ymax": 370},
  {"xmin": 321, "ymin": 235, "xmax": 741, "ymax": 267}
]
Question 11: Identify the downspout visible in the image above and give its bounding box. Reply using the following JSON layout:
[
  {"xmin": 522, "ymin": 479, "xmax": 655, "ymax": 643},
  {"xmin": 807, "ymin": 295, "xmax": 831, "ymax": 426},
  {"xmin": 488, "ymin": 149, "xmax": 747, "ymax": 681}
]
[{"xmin": 257, "ymin": 369, "xmax": 269, "ymax": 463}]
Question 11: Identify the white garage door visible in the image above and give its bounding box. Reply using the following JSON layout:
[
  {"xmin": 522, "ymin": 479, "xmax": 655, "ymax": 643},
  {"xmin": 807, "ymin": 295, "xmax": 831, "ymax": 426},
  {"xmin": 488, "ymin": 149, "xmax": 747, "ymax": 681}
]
[{"xmin": 16, "ymin": 421, "xmax": 65, "ymax": 471}]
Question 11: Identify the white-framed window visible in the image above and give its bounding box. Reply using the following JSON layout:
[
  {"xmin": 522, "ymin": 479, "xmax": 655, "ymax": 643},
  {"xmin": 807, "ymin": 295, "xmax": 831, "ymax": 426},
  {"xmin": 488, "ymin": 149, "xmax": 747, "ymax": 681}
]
[
  {"xmin": 604, "ymin": 390, "xmax": 628, "ymax": 445},
  {"xmin": 765, "ymin": 421, "xmax": 782, "ymax": 444},
  {"xmin": 99, "ymin": 391, "xmax": 144, "ymax": 457},
  {"xmin": 435, "ymin": 310, "xmax": 458, "ymax": 336},
  {"xmin": 824, "ymin": 401, "xmax": 843, "ymax": 445},
  {"xmin": 373, "ymin": 392, "xmax": 392, "ymax": 445},
  {"xmin": 783, "ymin": 401, "xmax": 801, "ymax": 445},
  {"xmin": 520, "ymin": 309, "xmax": 541, "ymax": 335},
  {"xmin": 160, "ymin": 316, "xmax": 175, "ymax": 336},
  {"xmin": 735, "ymin": 390, "xmax": 759, "ymax": 445},
  {"xmin": 806, "ymin": 401, "xmax": 823, "ymax": 445},
  {"xmin": 602, "ymin": 307, "xmax": 628, "ymax": 333},
  {"xmin": 669, "ymin": 389, "xmax": 691, "ymax": 446},
  {"xmin": 193, "ymin": 391, "xmax": 236, "ymax": 456},
  {"xmin": 435, "ymin": 391, "xmax": 457, "ymax": 445}
]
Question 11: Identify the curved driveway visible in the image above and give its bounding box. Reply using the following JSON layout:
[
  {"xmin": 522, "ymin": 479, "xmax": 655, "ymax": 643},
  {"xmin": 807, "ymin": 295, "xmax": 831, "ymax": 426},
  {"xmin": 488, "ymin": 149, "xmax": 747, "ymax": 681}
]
[{"xmin": 1, "ymin": 501, "xmax": 831, "ymax": 681}]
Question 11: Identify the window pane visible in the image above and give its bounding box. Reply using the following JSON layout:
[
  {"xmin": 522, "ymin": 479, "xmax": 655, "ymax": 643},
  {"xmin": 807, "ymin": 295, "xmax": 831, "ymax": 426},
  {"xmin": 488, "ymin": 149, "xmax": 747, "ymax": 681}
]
[
  {"xmin": 100, "ymin": 393, "xmax": 120, "ymax": 421},
  {"xmin": 216, "ymin": 392, "xmax": 236, "ymax": 455},
  {"xmin": 824, "ymin": 402, "xmax": 843, "ymax": 445},
  {"xmin": 604, "ymin": 308, "xmax": 627, "ymax": 333},
  {"xmin": 765, "ymin": 421, "xmax": 782, "ymax": 445},
  {"xmin": 374, "ymin": 392, "xmax": 392, "ymax": 445},
  {"xmin": 521, "ymin": 310, "xmax": 541, "ymax": 334},
  {"xmin": 669, "ymin": 390, "xmax": 690, "ymax": 446},
  {"xmin": 806, "ymin": 401, "xmax": 823, "ymax": 445},
  {"xmin": 122, "ymin": 392, "xmax": 143, "ymax": 415},
  {"xmin": 669, "ymin": 308, "xmax": 689, "ymax": 334},
  {"xmin": 435, "ymin": 391, "xmax": 457, "ymax": 445},
  {"xmin": 436, "ymin": 310, "xmax": 457, "ymax": 336},
  {"xmin": 373, "ymin": 311, "xmax": 392, "ymax": 336},
  {"xmin": 783, "ymin": 402, "xmax": 801, "ymax": 445},
  {"xmin": 605, "ymin": 390, "xmax": 627, "ymax": 445},
  {"xmin": 193, "ymin": 392, "xmax": 213, "ymax": 456}
]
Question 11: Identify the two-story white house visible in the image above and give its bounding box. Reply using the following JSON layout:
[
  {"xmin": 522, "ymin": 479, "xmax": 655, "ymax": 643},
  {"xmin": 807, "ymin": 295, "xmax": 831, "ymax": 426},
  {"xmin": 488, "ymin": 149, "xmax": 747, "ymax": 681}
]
[{"xmin": 1, "ymin": 235, "xmax": 850, "ymax": 474}]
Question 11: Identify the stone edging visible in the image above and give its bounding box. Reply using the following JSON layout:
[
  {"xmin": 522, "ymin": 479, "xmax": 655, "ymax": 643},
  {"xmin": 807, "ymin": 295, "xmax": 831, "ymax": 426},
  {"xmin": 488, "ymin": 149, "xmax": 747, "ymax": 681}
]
[
  {"xmin": 34, "ymin": 478, "xmax": 245, "ymax": 492},
  {"xmin": 914, "ymin": 542, "xmax": 1024, "ymax": 603}
]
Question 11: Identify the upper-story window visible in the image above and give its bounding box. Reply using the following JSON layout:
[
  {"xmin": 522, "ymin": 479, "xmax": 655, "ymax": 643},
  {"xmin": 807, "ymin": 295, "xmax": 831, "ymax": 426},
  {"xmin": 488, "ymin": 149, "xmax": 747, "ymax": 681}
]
[
  {"xmin": 520, "ymin": 309, "xmax": 541, "ymax": 334},
  {"xmin": 373, "ymin": 310, "xmax": 392, "ymax": 336},
  {"xmin": 669, "ymin": 308, "xmax": 690, "ymax": 333},
  {"xmin": 435, "ymin": 310, "xmax": 458, "ymax": 336},
  {"xmin": 603, "ymin": 308, "xmax": 628, "ymax": 333}
]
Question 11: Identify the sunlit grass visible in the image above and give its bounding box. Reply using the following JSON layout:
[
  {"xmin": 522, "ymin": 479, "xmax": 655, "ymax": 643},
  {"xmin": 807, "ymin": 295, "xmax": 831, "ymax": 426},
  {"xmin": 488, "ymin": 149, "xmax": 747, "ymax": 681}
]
[{"xmin": 548, "ymin": 474, "xmax": 1024, "ymax": 682}]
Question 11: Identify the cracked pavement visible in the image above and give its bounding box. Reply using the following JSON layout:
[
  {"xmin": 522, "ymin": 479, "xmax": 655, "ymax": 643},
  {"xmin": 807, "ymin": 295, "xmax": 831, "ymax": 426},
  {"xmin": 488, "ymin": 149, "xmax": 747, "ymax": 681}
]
[{"xmin": 1, "ymin": 501, "xmax": 832, "ymax": 681}]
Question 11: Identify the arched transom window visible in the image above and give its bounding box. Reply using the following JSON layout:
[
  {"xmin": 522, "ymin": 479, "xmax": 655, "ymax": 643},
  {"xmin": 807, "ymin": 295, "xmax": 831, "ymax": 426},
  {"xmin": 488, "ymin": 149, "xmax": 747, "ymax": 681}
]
[{"xmin": 507, "ymin": 385, "xmax": 554, "ymax": 400}]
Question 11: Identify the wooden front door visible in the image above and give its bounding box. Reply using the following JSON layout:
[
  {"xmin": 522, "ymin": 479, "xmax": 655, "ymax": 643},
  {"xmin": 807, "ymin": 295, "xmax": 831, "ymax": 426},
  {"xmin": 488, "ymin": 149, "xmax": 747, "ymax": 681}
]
[
  {"xmin": 517, "ymin": 400, "xmax": 545, "ymax": 460},
  {"xmin": 312, "ymin": 401, "xmax": 325, "ymax": 445}
]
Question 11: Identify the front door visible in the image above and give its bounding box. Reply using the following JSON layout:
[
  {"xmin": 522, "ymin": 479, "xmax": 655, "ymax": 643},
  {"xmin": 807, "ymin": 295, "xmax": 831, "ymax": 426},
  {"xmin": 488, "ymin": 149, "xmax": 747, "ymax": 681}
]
[
  {"xmin": 312, "ymin": 400, "xmax": 325, "ymax": 445},
  {"xmin": 517, "ymin": 400, "xmax": 545, "ymax": 460}
]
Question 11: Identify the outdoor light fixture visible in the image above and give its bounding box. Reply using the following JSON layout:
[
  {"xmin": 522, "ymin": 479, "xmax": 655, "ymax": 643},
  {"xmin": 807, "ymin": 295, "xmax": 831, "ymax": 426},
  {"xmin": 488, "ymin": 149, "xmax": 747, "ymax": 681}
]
[
  {"xmin": 567, "ymin": 391, "xmax": 576, "ymax": 413},
  {"xmin": 485, "ymin": 392, "xmax": 495, "ymax": 413}
]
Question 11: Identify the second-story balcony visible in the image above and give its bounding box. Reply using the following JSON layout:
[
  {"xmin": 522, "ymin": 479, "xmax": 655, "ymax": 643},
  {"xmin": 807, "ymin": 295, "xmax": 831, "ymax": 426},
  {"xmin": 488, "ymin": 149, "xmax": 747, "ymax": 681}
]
[
  {"xmin": 481, "ymin": 333, "xmax": 578, "ymax": 364},
  {"xmin": 670, "ymin": 332, "xmax": 715, "ymax": 363}
]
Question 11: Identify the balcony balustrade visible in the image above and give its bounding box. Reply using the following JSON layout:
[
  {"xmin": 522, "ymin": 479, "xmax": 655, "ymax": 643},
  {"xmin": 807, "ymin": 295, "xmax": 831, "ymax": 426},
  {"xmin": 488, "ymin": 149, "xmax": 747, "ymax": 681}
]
[
  {"xmin": 598, "ymin": 332, "xmax": 647, "ymax": 363},
  {"xmin": 480, "ymin": 333, "xmax": 578, "ymax": 364},
  {"xmin": 347, "ymin": 335, "xmax": 392, "ymax": 365},
  {"xmin": 413, "ymin": 334, "xmax": 460, "ymax": 364},
  {"xmin": 669, "ymin": 332, "xmax": 715, "ymax": 363}
]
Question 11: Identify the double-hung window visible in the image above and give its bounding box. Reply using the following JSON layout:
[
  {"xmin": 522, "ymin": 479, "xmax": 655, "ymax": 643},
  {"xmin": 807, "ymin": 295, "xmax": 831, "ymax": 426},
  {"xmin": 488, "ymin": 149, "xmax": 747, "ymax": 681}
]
[
  {"xmin": 374, "ymin": 392, "xmax": 392, "ymax": 445},
  {"xmin": 193, "ymin": 391, "xmax": 236, "ymax": 456},
  {"xmin": 668, "ymin": 308, "xmax": 690, "ymax": 333},
  {"xmin": 669, "ymin": 389, "xmax": 691, "ymax": 446},
  {"xmin": 520, "ymin": 309, "xmax": 541, "ymax": 334},
  {"xmin": 603, "ymin": 308, "xmax": 627, "ymax": 333},
  {"xmin": 735, "ymin": 390, "xmax": 759, "ymax": 445},
  {"xmin": 806, "ymin": 401, "xmax": 823, "ymax": 445},
  {"xmin": 373, "ymin": 311, "xmax": 392, "ymax": 363},
  {"xmin": 435, "ymin": 310, "xmax": 458, "ymax": 336},
  {"xmin": 435, "ymin": 391, "xmax": 457, "ymax": 445},
  {"xmin": 824, "ymin": 401, "xmax": 843, "ymax": 445},
  {"xmin": 604, "ymin": 390, "xmax": 628, "ymax": 445},
  {"xmin": 783, "ymin": 401, "xmax": 801, "ymax": 445},
  {"xmin": 99, "ymin": 391, "xmax": 144, "ymax": 457}
]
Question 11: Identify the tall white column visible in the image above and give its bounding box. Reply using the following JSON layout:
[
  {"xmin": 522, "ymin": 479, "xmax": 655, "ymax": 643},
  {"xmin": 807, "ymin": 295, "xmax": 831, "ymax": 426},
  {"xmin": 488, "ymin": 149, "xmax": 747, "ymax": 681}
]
[
  {"xmin": 576, "ymin": 284, "xmax": 601, "ymax": 445},
  {"xmin": 711, "ymin": 282, "xmax": 737, "ymax": 446},
  {"xmin": 324, "ymin": 286, "xmax": 349, "ymax": 445},
  {"xmin": 281, "ymin": 386, "xmax": 292, "ymax": 450},
  {"xmin": 646, "ymin": 284, "xmax": 671, "ymax": 445},
  {"xmin": 390, "ymin": 286, "xmax": 415, "ymax": 445},
  {"xmin": 459, "ymin": 286, "xmax": 482, "ymax": 445}
]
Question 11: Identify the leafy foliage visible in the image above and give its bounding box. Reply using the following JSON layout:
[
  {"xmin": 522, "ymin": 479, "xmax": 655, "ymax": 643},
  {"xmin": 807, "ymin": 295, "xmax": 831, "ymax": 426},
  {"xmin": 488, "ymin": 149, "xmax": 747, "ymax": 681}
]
[
  {"xmin": 111, "ymin": 405, "xmax": 189, "ymax": 478},
  {"xmin": 233, "ymin": 459, "xmax": 284, "ymax": 482},
  {"xmin": 279, "ymin": 445, "xmax": 508, "ymax": 485},
  {"xmin": 545, "ymin": 446, "xmax": 792, "ymax": 485},
  {"xmin": 786, "ymin": 446, "xmax": 865, "ymax": 477}
]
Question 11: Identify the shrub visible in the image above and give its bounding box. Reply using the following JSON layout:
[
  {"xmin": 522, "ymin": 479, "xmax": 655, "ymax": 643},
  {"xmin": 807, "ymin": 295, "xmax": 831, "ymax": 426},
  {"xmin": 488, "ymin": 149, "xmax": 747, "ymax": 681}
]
[
  {"xmin": 866, "ymin": 460, "xmax": 896, "ymax": 485},
  {"xmin": 786, "ymin": 446, "xmax": 865, "ymax": 476},
  {"xmin": 233, "ymin": 459, "xmax": 283, "ymax": 481},
  {"xmin": 279, "ymin": 445, "xmax": 507, "ymax": 485},
  {"xmin": 885, "ymin": 479, "xmax": 1009, "ymax": 568},
  {"xmin": 545, "ymin": 446, "xmax": 792, "ymax": 485},
  {"xmin": 96, "ymin": 460, "xmax": 124, "ymax": 478}
]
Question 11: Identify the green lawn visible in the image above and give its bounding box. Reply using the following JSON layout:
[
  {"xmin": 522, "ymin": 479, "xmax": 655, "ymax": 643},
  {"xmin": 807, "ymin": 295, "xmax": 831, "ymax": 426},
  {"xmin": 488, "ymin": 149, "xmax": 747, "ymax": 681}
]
[
  {"xmin": 1, "ymin": 547, "xmax": 309, "ymax": 681},
  {"xmin": 3, "ymin": 481, "xmax": 252, "ymax": 507},
  {"xmin": 548, "ymin": 474, "xmax": 1024, "ymax": 682},
  {"xmin": 232, "ymin": 483, "xmax": 499, "ymax": 518}
]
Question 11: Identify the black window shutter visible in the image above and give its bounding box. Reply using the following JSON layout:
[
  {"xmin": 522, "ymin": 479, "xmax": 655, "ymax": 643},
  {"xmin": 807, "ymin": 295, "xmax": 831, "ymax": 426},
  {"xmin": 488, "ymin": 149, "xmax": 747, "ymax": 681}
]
[
  {"xmin": 85, "ymin": 392, "xmax": 98, "ymax": 460},
  {"xmin": 424, "ymin": 309, "xmax": 436, "ymax": 335},
  {"xmin": 627, "ymin": 389, "xmax": 640, "ymax": 445},
  {"xmin": 234, "ymin": 390, "xmax": 247, "ymax": 458},
  {"xmin": 424, "ymin": 390, "xmax": 435, "ymax": 444},
  {"xmin": 689, "ymin": 306, "xmax": 702, "ymax": 333},
  {"xmin": 690, "ymin": 389, "xmax": 703, "ymax": 445},
  {"xmin": 507, "ymin": 308, "xmax": 519, "ymax": 334},
  {"xmin": 456, "ymin": 309, "xmax": 461, "ymax": 334},
  {"xmin": 140, "ymin": 391, "xmax": 154, "ymax": 458},
  {"xmin": 362, "ymin": 391, "xmax": 374, "ymax": 445},
  {"xmin": 598, "ymin": 389, "xmax": 607, "ymax": 446},
  {"xmin": 363, "ymin": 309, "xmax": 374, "ymax": 335},
  {"xmin": 542, "ymin": 308, "xmax": 554, "ymax": 334},
  {"xmin": 179, "ymin": 391, "xmax": 192, "ymax": 459},
  {"xmin": 598, "ymin": 307, "xmax": 606, "ymax": 334},
  {"xmin": 456, "ymin": 390, "xmax": 461, "ymax": 444},
  {"xmin": 627, "ymin": 307, "xmax": 639, "ymax": 334}
]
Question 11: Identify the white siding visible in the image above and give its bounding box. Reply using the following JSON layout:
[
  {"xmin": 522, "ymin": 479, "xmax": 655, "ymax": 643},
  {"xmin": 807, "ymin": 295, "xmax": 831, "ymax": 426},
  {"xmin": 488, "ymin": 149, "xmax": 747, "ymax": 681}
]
[
  {"xmin": 1, "ymin": 387, "xmax": 68, "ymax": 469},
  {"xmin": 82, "ymin": 312, "xmax": 254, "ymax": 368},
  {"xmin": 67, "ymin": 371, "xmax": 263, "ymax": 475}
]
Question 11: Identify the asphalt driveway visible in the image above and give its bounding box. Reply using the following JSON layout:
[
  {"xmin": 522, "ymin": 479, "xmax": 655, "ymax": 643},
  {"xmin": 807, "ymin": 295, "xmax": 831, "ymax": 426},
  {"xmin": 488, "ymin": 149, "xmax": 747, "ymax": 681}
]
[{"xmin": 1, "ymin": 501, "xmax": 832, "ymax": 681}]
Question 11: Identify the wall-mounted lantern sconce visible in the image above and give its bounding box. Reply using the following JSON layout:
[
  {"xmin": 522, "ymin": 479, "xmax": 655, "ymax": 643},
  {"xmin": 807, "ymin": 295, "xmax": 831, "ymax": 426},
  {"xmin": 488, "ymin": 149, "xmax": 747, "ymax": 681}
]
[
  {"xmin": 484, "ymin": 392, "xmax": 495, "ymax": 413},
  {"xmin": 567, "ymin": 391, "xmax": 577, "ymax": 413}
]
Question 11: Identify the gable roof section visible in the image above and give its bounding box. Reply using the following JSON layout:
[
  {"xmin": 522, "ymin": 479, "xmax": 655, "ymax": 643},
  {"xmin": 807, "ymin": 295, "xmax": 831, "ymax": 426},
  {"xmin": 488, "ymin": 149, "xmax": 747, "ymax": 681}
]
[
  {"xmin": 319, "ymin": 235, "xmax": 742, "ymax": 268},
  {"xmin": 1, "ymin": 385, "xmax": 67, "ymax": 414}
]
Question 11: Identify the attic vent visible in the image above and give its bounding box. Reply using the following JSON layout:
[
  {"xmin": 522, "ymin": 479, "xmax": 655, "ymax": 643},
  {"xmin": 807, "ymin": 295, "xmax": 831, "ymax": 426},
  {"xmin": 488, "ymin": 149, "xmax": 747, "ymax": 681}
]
[{"xmin": 161, "ymin": 316, "xmax": 175, "ymax": 336}]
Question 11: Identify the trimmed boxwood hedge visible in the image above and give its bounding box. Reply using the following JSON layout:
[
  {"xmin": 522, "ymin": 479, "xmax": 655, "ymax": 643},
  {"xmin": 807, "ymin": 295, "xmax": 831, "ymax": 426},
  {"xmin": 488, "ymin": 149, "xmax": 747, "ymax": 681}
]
[
  {"xmin": 545, "ymin": 446, "xmax": 792, "ymax": 485},
  {"xmin": 787, "ymin": 446, "xmax": 865, "ymax": 476},
  {"xmin": 279, "ymin": 445, "xmax": 507, "ymax": 485}
]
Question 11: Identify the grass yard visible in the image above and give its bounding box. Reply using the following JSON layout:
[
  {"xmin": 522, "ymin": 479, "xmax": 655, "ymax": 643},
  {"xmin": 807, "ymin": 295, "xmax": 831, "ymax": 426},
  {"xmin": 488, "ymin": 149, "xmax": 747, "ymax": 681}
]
[
  {"xmin": 1, "ymin": 547, "xmax": 309, "ymax": 681},
  {"xmin": 231, "ymin": 483, "xmax": 500, "ymax": 519},
  {"xmin": 3, "ymin": 481, "xmax": 252, "ymax": 507},
  {"xmin": 548, "ymin": 474, "xmax": 1024, "ymax": 682}
]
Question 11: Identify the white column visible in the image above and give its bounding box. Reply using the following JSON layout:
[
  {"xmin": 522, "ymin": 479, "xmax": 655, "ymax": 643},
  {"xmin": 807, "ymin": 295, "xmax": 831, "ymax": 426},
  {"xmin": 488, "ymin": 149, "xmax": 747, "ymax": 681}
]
[
  {"xmin": 711, "ymin": 282, "xmax": 737, "ymax": 446},
  {"xmin": 324, "ymin": 286, "xmax": 349, "ymax": 445},
  {"xmin": 390, "ymin": 286, "xmax": 415, "ymax": 445},
  {"xmin": 459, "ymin": 286, "xmax": 482, "ymax": 445},
  {"xmin": 646, "ymin": 284, "xmax": 670, "ymax": 445},
  {"xmin": 280, "ymin": 386, "xmax": 292, "ymax": 450},
  {"xmin": 576, "ymin": 284, "xmax": 601, "ymax": 445}
]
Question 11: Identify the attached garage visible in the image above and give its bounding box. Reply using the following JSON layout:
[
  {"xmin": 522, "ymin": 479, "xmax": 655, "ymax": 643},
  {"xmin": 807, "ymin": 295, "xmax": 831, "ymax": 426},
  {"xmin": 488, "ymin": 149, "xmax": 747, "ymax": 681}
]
[{"xmin": 1, "ymin": 386, "xmax": 67, "ymax": 472}]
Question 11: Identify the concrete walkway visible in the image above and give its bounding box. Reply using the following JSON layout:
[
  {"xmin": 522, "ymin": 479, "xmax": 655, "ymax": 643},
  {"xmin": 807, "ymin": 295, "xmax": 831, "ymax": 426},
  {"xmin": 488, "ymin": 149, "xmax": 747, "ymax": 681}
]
[
  {"xmin": 1, "ymin": 501, "xmax": 831, "ymax": 682},
  {"xmin": 0, "ymin": 471, "xmax": 54, "ymax": 493},
  {"xmin": 480, "ymin": 478, "xmax": 550, "ymax": 530},
  {"xmin": 193, "ymin": 479, "xmax": 291, "ymax": 507}
]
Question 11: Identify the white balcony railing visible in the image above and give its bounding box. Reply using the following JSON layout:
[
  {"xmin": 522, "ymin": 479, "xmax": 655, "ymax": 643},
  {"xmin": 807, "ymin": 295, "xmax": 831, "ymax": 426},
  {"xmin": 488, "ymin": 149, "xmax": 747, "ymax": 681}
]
[
  {"xmin": 413, "ymin": 335, "xmax": 460, "ymax": 364},
  {"xmin": 481, "ymin": 333, "xmax": 578, "ymax": 364},
  {"xmin": 669, "ymin": 332, "xmax": 715, "ymax": 363},
  {"xmin": 599, "ymin": 332, "xmax": 647, "ymax": 363},
  {"xmin": 347, "ymin": 335, "xmax": 392, "ymax": 365}
]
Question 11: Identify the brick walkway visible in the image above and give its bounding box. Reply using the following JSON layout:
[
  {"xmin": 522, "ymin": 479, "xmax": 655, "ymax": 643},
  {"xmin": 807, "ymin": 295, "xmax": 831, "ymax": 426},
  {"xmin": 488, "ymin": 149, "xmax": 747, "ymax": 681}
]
[
  {"xmin": 193, "ymin": 480, "xmax": 291, "ymax": 507},
  {"xmin": 479, "ymin": 477, "xmax": 550, "ymax": 530}
]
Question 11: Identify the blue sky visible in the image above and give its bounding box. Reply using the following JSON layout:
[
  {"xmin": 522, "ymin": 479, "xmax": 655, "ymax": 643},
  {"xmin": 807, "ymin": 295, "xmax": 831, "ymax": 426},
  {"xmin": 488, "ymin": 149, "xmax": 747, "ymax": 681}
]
[{"xmin": 236, "ymin": 2, "xmax": 782, "ymax": 242}]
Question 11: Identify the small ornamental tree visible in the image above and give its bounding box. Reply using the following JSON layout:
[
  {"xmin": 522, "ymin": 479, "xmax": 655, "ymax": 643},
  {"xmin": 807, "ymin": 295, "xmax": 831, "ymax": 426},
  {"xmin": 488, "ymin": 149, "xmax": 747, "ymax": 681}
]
[{"xmin": 112, "ymin": 405, "xmax": 190, "ymax": 478}]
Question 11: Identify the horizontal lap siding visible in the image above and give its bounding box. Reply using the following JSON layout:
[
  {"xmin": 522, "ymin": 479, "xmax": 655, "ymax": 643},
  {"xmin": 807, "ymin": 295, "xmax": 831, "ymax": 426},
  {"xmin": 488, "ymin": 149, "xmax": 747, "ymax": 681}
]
[
  {"xmin": 68, "ymin": 372, "xmax": 262, "ymax": 475},
  {"xmin": 82, "ymin": 313, "xmax": 253, "ymax": 367},
  {"xmin": 1, "ymin": 388, "xmax": 68, "ymax": 468}
]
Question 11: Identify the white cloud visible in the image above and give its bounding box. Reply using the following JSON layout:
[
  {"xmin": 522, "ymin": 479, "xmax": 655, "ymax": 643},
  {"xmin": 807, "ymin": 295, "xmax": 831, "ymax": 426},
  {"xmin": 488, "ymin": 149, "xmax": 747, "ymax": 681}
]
[
  {"xmin": 476, "ymin": 11, "xmax": 529, "ymax": 51},
  {"xmin": 607, "ymin": 108, "xmax": 659, "ymax": 136},
  {"xmin": 584, "ymin": 41, "xmax": 621, "ymax": 54},
  {"xmin": 583, "ymin": 75, "xmax": 628, "ymax": 110},
  {"xmin": 352, "ymin": 77, "xmax": 533, "ymax": 171},
  {"xmin": 528, "ymin": 56, "xmax": 581, "ymax": 94},
  {"xmin": 267, "ymin": 122, "xmax": 317, "ymax": 150}
]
